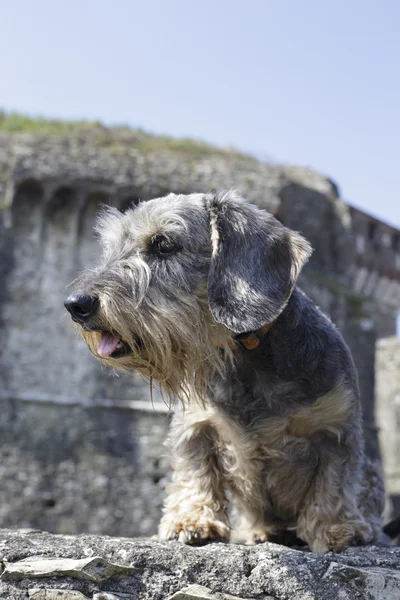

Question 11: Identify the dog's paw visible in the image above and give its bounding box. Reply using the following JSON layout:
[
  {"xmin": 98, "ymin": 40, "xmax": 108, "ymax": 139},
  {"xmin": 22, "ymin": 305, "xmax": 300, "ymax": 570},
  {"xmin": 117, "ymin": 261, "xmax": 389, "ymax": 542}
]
[
  {"xmin": 159, "ymin": 514, "xmax": 230, "ymax": 546},
  {"xmin": 251, "ymin": 530, "xmax": 269, "ymax": 545},
  {"xmin": 308, "ymin": 520, "xmax": 373, "ymax": 554},
  {"xmin": 249, "ymin": 528, "xmax": 306, "ymax": 547}
]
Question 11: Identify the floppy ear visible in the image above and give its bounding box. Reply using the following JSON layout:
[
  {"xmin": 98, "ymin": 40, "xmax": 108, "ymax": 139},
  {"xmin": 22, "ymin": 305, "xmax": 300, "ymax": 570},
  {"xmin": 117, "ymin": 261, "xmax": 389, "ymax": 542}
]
[{"xmin": 206, "ymin": 191, "xmax": 312, "ymax": 334}]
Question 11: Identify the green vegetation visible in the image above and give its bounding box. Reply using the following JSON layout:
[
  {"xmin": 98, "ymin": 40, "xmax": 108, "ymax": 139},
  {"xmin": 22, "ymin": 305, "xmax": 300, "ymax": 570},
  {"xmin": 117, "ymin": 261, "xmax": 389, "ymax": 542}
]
[
  {"xmin": 0, "ymin": 110, "xmax": 255, "ymax": 161},
  {"xmin": 0, "ymin": 111, "xmax": 102, "ymax": 135}
]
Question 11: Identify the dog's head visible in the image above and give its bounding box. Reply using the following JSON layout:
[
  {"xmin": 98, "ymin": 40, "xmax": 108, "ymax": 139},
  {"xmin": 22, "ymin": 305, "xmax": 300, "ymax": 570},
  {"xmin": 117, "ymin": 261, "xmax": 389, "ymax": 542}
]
[{"xmin": 65, "ymin": 191, "xmax": 311, "ymax": 397}]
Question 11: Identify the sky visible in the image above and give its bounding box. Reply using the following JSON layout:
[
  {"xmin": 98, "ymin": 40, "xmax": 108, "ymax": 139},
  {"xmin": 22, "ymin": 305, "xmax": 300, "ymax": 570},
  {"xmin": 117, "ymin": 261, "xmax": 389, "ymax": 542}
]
[{"xmin": 1, "ymin": 0, "xmax": 399, "ymax": 228}]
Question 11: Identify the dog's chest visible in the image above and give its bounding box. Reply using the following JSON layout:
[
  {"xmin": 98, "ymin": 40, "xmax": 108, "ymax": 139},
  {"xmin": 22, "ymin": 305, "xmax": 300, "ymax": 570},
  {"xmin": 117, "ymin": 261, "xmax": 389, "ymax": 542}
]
[
  {"xmin": 209, "ymin": 402, "xmax": 316, "ymax": 518},
  {"xmin": 210, "ymin": 401, "xmax": 311, "ymax": 465}
]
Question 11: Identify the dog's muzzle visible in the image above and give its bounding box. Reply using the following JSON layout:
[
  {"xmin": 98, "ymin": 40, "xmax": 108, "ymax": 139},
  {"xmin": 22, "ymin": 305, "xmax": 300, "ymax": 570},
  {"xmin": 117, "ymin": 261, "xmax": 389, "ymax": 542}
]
[{"xmin": 64, "ymin": 293, "xmax": 143, "ymax": 359}]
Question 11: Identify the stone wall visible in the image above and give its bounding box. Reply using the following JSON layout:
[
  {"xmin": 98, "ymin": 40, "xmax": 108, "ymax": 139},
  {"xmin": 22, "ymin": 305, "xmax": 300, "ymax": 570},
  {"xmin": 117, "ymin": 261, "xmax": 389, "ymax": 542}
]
[
  {"xmin": 0, "ymin": 129, "xmax": 399, "ymax": 536},
  {"xmin": 376, "ymin": 337, "xmax": 400, "ymax": 519},
  {"xmin": 350, "ymin": 205, "xmax": 400, "ymax": 308},
  {"xmin": 0, "ymin": 395, "xmax": 170, "ymax": 537}
]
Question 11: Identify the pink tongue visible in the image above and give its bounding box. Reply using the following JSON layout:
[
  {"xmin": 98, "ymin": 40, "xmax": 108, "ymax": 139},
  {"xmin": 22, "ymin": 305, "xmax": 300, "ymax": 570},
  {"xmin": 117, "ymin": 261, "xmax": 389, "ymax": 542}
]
[{"xmin": 98, "ymin": 332, "xmax": 122, "ymax": 358}]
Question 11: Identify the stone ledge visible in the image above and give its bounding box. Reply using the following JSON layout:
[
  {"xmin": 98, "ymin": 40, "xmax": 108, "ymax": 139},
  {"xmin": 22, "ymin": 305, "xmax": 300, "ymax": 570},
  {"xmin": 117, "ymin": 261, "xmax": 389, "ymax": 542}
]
[
  {"xmin": 0, "ymin": 391, "xmax": 169, "ymax": 413},
  {"xmin": 0, "ymin": 530, "xmax": 399, "ymax": 599}
]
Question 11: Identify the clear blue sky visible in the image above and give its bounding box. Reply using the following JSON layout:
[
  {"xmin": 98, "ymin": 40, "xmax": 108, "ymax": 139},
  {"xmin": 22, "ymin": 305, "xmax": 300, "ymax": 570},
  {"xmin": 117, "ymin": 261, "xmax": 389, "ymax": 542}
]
[{"xmin": 1, "ymin": 0, "xmax": 399, "ymax": 228}]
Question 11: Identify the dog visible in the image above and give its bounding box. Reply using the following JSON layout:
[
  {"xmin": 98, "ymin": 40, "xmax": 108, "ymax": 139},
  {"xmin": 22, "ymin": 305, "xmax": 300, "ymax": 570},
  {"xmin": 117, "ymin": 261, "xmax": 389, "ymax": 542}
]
[{"xmin": 64, "ymin": 190, "xmax": 388, "ymax": 553}]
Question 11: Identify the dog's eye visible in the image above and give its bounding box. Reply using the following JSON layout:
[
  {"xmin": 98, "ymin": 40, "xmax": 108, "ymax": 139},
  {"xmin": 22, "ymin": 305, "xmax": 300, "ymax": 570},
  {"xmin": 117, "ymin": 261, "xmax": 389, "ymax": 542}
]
[{"xmin": 151, "ymin": 234, "xmax": 181, "ymax": 256}]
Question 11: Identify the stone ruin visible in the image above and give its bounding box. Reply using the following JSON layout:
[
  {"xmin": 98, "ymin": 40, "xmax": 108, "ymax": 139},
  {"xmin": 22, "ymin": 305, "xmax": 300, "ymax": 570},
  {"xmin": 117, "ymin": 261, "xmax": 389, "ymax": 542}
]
[
  {"xmin": 1, "ymin": 127, "xmax": 400, "ymax": 537},
  {"xmin": 0, "ymin": 124, "xmax": 400, "ymax": 598}
]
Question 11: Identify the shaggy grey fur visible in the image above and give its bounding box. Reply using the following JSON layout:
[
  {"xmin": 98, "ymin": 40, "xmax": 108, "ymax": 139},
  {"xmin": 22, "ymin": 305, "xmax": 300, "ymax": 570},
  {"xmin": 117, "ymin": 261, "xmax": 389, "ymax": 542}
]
[{"xmin": 65, "ymin": 191, "xmax": 386, "ymax": 553}]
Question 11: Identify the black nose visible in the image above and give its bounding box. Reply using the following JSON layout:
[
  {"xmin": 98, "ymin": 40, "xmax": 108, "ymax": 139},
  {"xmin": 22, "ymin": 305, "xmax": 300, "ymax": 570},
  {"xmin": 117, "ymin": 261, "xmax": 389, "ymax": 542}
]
[{"xmin": 64, "ymin": 294, "xmax": 99, "ymax": 323}]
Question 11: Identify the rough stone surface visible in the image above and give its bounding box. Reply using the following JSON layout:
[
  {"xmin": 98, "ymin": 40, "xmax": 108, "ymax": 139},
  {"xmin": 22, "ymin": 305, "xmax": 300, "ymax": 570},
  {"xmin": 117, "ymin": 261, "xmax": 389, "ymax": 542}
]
[
  {"xmin": 0, "ymin": 128, "xmax": 399, "ymax": 537},
  {"xmin": 169, "ymin": 584, "xmax": 255, "ymax": 599},
  {"xmin": 0, "ymin": 530, "xmax": 399, "ymax": 600},
  {"xmin": 29, "ymin": 591, "xmax": 90, "ymax": 599}
]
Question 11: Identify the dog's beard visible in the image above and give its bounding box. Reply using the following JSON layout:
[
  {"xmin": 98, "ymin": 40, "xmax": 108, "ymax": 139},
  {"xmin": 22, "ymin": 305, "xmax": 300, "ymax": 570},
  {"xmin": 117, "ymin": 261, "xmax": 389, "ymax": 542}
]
[{"xmin": 79, "ymin": 288, "xmax": 233, "ymax": 403}]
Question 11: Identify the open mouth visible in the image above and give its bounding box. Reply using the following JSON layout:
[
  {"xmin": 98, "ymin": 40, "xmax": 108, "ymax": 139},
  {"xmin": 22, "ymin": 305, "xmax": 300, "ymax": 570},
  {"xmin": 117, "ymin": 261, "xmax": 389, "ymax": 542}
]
[{"xmin": 97, "ymin": 331, "xmax": 143, "ymax": 359}]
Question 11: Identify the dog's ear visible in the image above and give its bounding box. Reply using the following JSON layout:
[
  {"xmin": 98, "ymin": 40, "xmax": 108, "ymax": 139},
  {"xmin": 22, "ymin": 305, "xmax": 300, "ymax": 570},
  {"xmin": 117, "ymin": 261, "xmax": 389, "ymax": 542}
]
[{"xmin": 206, "ymin": 191, "xmax": 312, "ymax": 334}]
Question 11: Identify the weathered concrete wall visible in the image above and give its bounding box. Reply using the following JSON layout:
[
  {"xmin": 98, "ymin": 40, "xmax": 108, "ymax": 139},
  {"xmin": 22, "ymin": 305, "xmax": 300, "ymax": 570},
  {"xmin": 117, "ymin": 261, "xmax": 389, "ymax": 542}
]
[
  {"xmin": 0, "ymin": 129, "xmax": 398, "ymax": 537},
  {"xmin": 0, "ymin": 396, "xmax": 170, "ymax": 537},
  {"xmin": 350, "ymin": 205, "xmax": 400, "ymax": 315},
  {"xmin": 376, "ymin": 337, "xmax": 400, "ymax": 519}
]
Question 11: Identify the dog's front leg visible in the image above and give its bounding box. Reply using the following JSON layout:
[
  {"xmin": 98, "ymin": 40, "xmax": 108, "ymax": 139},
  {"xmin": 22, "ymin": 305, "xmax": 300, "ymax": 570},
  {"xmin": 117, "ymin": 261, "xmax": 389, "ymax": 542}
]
[
  {"xmin": 297, "ymin": 438, "xmax": 373, "ymax": 553},
  {"xmin": 159, "ymin": 408, "xmax": 230, "ymax": 545}
]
